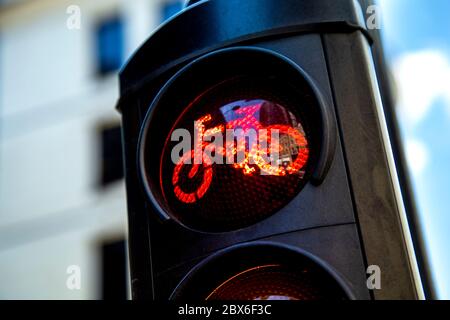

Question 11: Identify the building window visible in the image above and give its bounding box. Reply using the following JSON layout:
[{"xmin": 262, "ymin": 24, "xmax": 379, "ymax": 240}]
[
  {"xmin": 99, "ymin": 124, "xmax": 124, "ymax": 187},
  {"xmin": 95, "ymin": 15, "xmax": 124, "ymax": 76},
  {"xmin": 161, "ymin": 1, "xmax": 184, "ymax": 22},
  {"xmin": 100, "ymin": 239, "xmax": 127, "ymax": 300}
]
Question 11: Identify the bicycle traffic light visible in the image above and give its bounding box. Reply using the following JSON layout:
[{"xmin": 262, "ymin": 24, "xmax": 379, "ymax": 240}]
[{"xmin": 117, "ymin": 0, "xmax": 426, "ymax": 300}]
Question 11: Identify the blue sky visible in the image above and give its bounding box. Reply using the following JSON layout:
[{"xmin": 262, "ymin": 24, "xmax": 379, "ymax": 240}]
[{"xmin": 379, "ymin": 0, "xmax": 450, "ymax": 298}]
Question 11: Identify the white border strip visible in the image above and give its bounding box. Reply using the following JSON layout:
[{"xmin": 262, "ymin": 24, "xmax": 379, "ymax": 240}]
[{"xmin": 361, "ymin": 40, "xmax": 425, "ymax": 300}]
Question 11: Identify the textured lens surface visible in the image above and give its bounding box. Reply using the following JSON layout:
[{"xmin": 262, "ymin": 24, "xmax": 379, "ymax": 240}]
[
  {"xmin": 206, "ymin": 264, "xmax": 346, "ymax": 301},
  {"xmin": 160, "ymin": 76, "xmax": 313, "ymax": 232}
]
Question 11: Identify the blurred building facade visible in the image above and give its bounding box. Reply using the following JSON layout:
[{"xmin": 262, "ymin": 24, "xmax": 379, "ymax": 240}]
[{"xmin": 0, "ymin": 0, "xmax": 184, "ymax": 299}]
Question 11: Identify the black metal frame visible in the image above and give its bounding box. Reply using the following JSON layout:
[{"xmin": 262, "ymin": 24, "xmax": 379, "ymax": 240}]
[{"xmin": 118, "ymin": 0, "xmax": 428, "ymax": 300}]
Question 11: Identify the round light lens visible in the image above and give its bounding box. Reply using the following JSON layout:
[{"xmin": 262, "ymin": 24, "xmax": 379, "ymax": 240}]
[
  {"xmin": 206, "ymin": 264, "xmax": 345, "ymax": 301},
  {"xmin": 159, "ymin": 76, "xmax": 314, "ymax": 232},
  {"xmin": 170, "ymin": 244, "xmax": 350, "ymax": 301}
]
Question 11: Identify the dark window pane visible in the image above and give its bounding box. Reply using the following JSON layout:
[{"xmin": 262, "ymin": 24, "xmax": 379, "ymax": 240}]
[
  {"xmin": 96, "ymin": 16, "xmax": 124, "ymax": 76},
  {"xmin": 99, "ymin": 124, "xmax": 124, "ymax": 186},
  {"xmin": 100, "ymin": 239, "xmax": 127, "ymax": 300}
]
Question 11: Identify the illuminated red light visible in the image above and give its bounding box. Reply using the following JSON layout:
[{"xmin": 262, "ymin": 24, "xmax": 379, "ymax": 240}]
[
  {"xmin": 159, "ymin": 76, "xmax": 315, "ymax": 231},
  {"xmin": 173, "ymin": 150, "xmax": 214, "ymax": 204},
  {"xmin": 171, "ymin": 103, "xmax": 309, "ymax": 204}
]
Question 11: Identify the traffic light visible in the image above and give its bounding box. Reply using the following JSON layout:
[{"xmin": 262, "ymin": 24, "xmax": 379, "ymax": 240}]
[{"xmin": 117, "ymin": 0, "xmax": 427, "ymax": 300}]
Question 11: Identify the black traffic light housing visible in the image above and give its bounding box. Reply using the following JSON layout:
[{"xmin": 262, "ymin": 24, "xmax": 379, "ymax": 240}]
[{"xmin": 117, "ymin": 0, "xmax": 426, "ymax": 300}]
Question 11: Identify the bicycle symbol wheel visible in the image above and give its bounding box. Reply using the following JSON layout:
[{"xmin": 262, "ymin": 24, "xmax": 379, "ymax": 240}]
[{"xmin": 173, "ymin": 150, "xmax": 214, "ymax": 204}]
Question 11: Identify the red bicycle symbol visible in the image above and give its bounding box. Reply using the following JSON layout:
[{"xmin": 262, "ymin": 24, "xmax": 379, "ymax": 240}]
[{"xmin": 172, "ymin": 103, "xmax": 309, "ymax": 204}]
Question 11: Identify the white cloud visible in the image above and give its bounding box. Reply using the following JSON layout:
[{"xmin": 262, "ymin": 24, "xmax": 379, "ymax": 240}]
[
  {"xmin": 393, "ymin": 50, "xmax": 450, "ymax": 127},
  {"xmin": 405, "ymin": 139, "xmax": 429, "ymax": 176}
]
